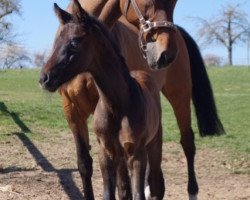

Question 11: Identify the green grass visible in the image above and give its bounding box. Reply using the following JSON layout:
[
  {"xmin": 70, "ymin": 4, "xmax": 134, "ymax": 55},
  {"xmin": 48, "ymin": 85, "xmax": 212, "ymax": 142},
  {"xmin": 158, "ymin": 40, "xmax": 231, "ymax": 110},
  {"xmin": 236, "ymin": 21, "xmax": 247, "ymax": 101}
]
[
  {"xmin": 0, "ymin": 67, "xmax": 249, "ymax": 157},
  {"xmin": 0, "ymin": 69, "xmax": 68, "ymax": 140},
  {"xmin": 202, "ymin": 67, "xmax": 250, "ymax": 152},
  {"xmin": 161, "ymin": 67, "xmax": 250, "ymax": 158}
]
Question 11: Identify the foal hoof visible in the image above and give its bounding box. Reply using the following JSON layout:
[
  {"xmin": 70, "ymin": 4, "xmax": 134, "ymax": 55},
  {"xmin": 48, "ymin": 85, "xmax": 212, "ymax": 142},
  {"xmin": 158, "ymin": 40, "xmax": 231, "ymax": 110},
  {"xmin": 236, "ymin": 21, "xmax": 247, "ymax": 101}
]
[
  {"xmin": 189, "ymin": 194, "xmax": 198, "ymax": 200},
  {"xmin": 145, "ymin": 185, "xmax": 151, "ymax": 200}
]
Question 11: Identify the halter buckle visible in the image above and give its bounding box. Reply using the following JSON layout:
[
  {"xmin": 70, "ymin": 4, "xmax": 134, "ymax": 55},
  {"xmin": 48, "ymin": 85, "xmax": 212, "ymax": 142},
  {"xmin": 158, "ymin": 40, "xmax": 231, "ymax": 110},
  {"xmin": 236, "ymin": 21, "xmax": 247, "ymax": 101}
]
[{"xmin": 140, "ymin": 20, "xmax": 153, "ymax": 33}]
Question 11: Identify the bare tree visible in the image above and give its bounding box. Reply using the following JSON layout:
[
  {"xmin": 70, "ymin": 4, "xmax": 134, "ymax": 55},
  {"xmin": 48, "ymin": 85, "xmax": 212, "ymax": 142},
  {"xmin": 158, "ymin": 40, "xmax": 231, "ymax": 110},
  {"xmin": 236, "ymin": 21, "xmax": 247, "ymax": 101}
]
[
  {"xmin": 204, "ymin": 54, "xmax": 222, "ymax": 67},
  {"xmin": 0, "ymin": 0, "xmax": 21, "ymax": 44},
  {"xmin": 0, "ymin": 44, "xmax": 30, "ymax": 69},
  {"xmin": 33, "ymin": 51, "xmax": 48, "ymax": 68},
  {"xmin": 197, "ymin": 3, "xmax": 250, "ymax": 65}
]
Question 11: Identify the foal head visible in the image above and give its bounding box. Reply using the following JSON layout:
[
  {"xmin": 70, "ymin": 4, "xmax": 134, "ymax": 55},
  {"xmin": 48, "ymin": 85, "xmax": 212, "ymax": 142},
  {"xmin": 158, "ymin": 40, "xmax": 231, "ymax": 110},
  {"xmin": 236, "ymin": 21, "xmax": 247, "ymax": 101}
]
[
  {"xmin": 120, "ymin": 0, "xmax": 178, "ymax": 69},
  {"xmin": 40, "ymin": 0, "xmax": 115, "ymax": 92}
]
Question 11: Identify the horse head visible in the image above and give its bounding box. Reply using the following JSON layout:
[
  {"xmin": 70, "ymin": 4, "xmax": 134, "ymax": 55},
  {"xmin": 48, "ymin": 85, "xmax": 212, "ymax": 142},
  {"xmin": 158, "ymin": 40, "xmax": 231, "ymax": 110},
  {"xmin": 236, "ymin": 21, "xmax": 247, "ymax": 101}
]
[
  {"xmin": 120, "ymin": 0, "xmax": 178, "ymax": 69},
  {"xmin": 39, "ymin": 0, "xmax": 95, "ymax": 92}
]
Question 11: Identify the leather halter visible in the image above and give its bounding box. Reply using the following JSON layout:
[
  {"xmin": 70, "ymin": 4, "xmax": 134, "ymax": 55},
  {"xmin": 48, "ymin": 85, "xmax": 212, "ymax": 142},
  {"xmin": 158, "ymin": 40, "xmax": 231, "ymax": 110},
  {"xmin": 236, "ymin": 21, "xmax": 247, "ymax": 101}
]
[{"xmin": 124, "ymin": 0, "xmax": 177, "ymax": 57}]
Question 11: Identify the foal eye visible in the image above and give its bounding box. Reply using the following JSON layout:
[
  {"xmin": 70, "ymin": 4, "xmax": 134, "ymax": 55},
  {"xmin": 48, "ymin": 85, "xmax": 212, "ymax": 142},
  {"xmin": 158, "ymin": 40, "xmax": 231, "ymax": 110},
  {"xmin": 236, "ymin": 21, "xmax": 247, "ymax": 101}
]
[
  {"xmin": 70, "ymin": 40, "xmax": 78, "ymax": 48},
  {"xmin": 69, "ymin": 37, "xmax": 83, "ymax": 49}
]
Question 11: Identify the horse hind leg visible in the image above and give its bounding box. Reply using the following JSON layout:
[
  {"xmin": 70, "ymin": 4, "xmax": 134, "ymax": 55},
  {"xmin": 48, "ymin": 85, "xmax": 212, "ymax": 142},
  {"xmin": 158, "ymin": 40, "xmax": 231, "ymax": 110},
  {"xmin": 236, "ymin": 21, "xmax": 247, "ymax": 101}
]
[{"xmin": 146, "ymin": 126, "xmax": 165, "ymax": 200}]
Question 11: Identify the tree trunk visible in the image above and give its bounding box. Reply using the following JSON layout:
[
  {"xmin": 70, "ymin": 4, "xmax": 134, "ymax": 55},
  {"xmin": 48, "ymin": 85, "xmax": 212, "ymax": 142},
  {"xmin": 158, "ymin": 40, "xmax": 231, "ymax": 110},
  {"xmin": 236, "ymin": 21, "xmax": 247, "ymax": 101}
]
[{"xmin": 228, "ymin": 45, "xmax": 233, "ymax": 66}]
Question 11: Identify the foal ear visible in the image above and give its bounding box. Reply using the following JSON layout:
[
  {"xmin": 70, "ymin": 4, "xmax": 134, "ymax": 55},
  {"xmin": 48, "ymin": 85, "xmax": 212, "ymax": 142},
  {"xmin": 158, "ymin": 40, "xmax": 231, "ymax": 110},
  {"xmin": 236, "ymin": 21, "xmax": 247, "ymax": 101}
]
[
  {"xmin": 71, "ymin": 0, "xmax": 90, "ymax": 24},
  {"xmin": 54, "ymin": 3, "xmax": 72, "ymax": 25}
]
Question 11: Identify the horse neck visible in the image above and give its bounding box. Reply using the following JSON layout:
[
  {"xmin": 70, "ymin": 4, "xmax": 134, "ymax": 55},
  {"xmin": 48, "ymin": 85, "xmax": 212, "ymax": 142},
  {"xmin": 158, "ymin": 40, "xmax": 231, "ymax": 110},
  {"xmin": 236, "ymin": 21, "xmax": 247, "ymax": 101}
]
[
  {"xmin": 88, "ymin": 44, "xmax": 135, "ymax": 113},
  {"xmin": 77, "ymin": 0, "xmax": 107, "ymax": 17}
]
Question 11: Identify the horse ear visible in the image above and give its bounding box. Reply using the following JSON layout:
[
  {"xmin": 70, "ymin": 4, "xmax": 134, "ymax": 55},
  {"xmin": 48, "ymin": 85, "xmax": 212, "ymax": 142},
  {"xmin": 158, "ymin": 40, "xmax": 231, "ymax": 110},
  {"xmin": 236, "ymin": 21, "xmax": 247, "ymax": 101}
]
[
  {"xmin": 54, "ymin": 3, "xmax": 72, "ymax": 25},
  {"xmin": 71, "ymin": 0, "xmax": 90, "ymax": 24}
]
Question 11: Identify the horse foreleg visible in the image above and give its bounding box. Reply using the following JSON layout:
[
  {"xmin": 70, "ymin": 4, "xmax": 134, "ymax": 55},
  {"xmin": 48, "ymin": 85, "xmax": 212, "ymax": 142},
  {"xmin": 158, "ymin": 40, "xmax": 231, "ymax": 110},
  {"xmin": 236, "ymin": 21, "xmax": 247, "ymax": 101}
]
[
  {"xmin": 162, "ymin": 87, "xmax": 199, "ymax": 198},
  {"xmin": 61, "ymin": 94, "xmax": 94, "ymax": 200},
  {"xmin": 146, "ymin": 126, "xmax": 165, "ymax": 200},
  {"xmin": 74, "ymin": 127, "xmax": 94, "ymax": 200},
  {"xmin": 126, "ymin": 144, "xmax": 147, "ymax": 200},
  {"xmin": 98, "ymin": 145, "xmax": 117, "ymax": 200},
  {"xmin": 116, "ymin": 156, "xmax": 132, "ymax": 200}
]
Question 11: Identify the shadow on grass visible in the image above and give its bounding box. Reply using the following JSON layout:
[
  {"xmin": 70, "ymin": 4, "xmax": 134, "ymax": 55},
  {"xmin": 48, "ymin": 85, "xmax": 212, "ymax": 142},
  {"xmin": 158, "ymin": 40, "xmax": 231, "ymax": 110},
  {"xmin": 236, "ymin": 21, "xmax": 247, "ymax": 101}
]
[
  {"xmin": 0, "ymin": 102, "xmax": 31, "ymax": 133},
  {"xmin": 0, "ymin": 102, "xmax": 84, "ymax": 199},
  {"xmin": 13, "ymin": 132, "xmax": 84, "ymax": 200}
]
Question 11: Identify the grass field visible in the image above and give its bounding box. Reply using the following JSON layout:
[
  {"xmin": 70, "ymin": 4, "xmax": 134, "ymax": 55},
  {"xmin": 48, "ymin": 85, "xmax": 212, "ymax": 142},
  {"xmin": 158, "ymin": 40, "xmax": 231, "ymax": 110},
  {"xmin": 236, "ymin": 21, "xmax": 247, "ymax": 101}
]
[{"xmin": 0, "ymin": 67, "xmax": 249, "ymax": 158}]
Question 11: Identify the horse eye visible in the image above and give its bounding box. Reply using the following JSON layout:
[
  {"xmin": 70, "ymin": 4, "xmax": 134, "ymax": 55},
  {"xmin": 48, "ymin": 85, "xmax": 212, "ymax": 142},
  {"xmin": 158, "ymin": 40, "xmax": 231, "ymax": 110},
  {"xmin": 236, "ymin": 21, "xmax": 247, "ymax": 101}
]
[
  {"xmin": 69, "ymin": 37, "xmax": 83, "ymax": 49},
  {"xmin": 70, "ymin": 40, "xmax": 78, "ymax": 48}
]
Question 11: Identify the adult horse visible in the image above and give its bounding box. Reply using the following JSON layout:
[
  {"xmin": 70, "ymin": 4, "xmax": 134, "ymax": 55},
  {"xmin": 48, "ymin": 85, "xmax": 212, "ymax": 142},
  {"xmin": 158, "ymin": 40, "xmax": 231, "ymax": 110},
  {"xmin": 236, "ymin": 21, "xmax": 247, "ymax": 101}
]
[
  {"xmin": 40, "ymin": 0, "xmax": 224, "ymax": 199},
  {"xmin": 41, "ymin": 2, "xmax": 165, "ymax": 199}
]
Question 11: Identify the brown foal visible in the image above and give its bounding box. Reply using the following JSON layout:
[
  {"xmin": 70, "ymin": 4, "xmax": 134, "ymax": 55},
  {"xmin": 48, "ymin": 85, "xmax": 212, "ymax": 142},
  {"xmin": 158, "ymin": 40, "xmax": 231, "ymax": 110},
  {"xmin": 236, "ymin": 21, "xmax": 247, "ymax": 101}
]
[{"xmin": 40, "ymin": 1, "xmax": 165, "ymax": 199}]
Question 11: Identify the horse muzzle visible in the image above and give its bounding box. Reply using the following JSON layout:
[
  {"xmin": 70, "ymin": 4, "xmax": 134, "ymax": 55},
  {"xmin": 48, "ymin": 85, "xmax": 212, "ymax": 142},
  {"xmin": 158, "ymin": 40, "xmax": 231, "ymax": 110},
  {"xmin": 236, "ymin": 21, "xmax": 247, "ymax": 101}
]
[
  {"xmin": 145, "ymin": 42, "xmax": 178, "ymax": 70},
  {"xmin": 39, "ymin": 72, "xmax": 58, "ymax": 92}
]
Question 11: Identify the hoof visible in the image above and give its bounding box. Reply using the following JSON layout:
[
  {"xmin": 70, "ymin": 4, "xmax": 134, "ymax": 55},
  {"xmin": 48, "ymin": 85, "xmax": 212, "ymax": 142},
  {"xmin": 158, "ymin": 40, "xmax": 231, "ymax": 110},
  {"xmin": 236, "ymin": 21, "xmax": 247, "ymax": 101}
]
[
  {"xmin": 189, "ymin": 194, "xmax": 198, "ymax": 200},
  {"xmin": 145, "ymin": 185, "xmax": 151, "ymax": 200}
]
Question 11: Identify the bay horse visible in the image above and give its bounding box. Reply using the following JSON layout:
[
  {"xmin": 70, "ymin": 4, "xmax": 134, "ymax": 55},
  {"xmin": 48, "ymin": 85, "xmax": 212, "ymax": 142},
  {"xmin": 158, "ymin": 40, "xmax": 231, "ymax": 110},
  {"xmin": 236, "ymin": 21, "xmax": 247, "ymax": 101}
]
[
  {"xmin": 41, "ymin": 1, "xmax": 164, "ymax": 199},
  {"xmin": 40, "ymin": 0, "xmax": 225, "ymax": 199}
]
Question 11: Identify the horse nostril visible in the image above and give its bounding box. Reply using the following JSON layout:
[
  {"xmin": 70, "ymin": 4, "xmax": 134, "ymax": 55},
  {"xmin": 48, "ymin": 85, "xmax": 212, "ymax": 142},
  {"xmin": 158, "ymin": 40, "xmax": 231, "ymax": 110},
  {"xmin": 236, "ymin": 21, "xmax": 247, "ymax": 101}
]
[
  {"xmin": 39, "ymin": 73, "xmax": 50, "ymax": 85},
  {"xmin": 157, "ymin": 51, "xmax": 176, "ymax": 69}
]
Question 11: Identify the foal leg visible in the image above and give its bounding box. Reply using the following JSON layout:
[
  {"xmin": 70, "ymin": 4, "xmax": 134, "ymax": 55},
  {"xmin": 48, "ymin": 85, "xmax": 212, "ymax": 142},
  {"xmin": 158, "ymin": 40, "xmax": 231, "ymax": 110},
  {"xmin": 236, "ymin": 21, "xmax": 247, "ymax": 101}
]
[
  {"xmin": 116, "ymin": 157, "xmax": 132, "ymax": 200},
  {"xmin": 146, "ymin": 126, "xmax": 165, "ymax": 200},
  {"xmin": 162, "ymin": 87, "xmax": 199, "ymax": 199},
  {"xmin": 61, "ymin": 93, "xmax": 94, "ymax": 200},
  {"xmin": 126, "ymin": 145, "xmax": 147, "ymax": 200},
  {"xmin": 98, "ymin": 145, "xmax": 117, "ymax": 200}
]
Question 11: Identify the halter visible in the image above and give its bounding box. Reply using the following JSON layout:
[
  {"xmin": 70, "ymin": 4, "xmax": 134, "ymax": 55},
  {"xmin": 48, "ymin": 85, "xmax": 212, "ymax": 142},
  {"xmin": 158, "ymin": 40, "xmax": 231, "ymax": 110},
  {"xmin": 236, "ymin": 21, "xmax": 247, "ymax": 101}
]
[{"xmin": 124, "ymin": 0, "xmax": 177, "ymax": 57}]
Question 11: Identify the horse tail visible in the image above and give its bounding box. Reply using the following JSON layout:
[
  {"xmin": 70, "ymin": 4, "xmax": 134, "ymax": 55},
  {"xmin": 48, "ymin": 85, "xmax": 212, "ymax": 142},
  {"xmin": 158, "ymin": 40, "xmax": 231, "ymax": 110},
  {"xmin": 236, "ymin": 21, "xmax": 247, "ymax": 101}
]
[{"xmin": 178, "ymin": 26, "xmax": 225, "ymax": 137}]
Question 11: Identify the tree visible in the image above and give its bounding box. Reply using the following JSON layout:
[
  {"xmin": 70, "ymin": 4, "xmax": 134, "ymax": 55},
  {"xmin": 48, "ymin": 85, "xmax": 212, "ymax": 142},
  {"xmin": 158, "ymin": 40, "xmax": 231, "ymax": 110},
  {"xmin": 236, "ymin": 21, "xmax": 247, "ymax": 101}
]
[
  {"xmin": 197, "ymin": 3, "xmax": 250, "ymax": 65},
  {"xmin": 0, "ymin": 0, "xmax": 24, "ymax": 69},
  {"xmin": 0, "ymin": 0, "xmax": 21, "ymax": 44},
  {"xmin": 204, "ymin": 54, "xmax": 222, "ymax": 67},
  {"xmin": 33, "ymin": 51, "xmax": 48, "ymax": 68},
  {"xmin": 0, "ymin": 44, "xmax": 30, "ymax": 69}
]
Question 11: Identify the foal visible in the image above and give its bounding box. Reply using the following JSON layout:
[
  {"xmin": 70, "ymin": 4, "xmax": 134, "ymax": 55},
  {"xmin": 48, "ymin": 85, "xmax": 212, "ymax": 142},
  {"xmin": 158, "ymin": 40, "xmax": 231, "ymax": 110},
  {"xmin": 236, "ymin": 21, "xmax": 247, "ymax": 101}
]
[{"xmin": 40, "ymin": 1, "xmax": 164, "ymax": 199}]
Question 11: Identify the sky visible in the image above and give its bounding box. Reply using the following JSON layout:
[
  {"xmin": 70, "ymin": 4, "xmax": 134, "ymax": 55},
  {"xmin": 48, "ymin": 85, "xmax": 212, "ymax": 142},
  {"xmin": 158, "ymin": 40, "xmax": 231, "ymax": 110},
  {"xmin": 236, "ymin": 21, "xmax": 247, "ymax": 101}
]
[{"xmin": 10, "ymin": 0, "xmax": 250, "ymax": 65}]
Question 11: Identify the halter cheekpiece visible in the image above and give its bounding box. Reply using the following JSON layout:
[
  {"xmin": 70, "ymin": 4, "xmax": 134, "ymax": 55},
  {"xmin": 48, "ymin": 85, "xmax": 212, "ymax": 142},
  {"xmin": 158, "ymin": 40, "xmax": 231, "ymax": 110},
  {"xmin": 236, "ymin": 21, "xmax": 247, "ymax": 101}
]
[{"xmin": 124, "ymin": 0, "xmax": 177, "ymax": 57}]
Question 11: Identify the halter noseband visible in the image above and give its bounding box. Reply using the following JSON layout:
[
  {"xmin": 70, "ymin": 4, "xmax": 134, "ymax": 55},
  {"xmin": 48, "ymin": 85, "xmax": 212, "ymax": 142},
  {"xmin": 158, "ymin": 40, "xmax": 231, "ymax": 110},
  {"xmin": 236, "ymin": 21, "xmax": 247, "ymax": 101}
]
[{"xmin": 124, "ymin": 0, "xmax": 177, "ymax": 57}]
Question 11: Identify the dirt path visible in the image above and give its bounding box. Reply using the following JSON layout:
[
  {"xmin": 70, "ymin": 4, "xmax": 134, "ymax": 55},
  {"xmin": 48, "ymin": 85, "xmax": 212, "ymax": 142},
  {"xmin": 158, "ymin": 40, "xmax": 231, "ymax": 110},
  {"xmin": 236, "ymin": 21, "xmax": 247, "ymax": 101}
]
[{"xmin": 0, "ymin": 132, "xmax": 249, "ymax": 200}]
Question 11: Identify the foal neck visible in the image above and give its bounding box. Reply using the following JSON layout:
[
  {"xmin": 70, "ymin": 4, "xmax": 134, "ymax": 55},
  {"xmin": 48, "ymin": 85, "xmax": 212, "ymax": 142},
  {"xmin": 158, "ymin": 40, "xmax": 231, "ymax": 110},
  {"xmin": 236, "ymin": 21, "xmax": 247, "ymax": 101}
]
[{"xmin": 88, "ymin": 39, "xmax": 137, "ymax": 114}]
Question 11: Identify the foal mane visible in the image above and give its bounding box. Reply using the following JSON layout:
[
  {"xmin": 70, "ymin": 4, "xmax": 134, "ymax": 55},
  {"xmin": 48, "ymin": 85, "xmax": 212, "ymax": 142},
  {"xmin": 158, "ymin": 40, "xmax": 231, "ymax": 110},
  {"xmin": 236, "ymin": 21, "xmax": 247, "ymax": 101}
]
[{"xmin": 84, "ymin": 13, "xmax": 137, "ymax": 89}]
